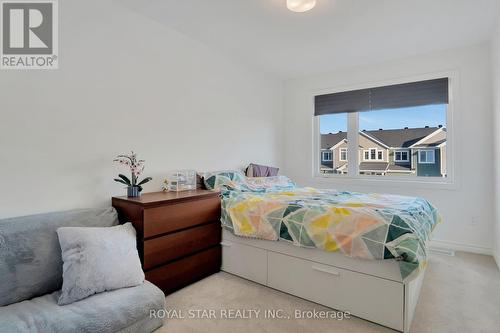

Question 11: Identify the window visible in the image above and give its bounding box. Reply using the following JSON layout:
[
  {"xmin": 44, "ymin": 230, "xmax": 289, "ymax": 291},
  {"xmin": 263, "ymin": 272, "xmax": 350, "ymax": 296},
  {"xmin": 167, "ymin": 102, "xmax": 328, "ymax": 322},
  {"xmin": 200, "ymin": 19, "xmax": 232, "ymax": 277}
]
[
  {"xmin": 339, "ymin": 148, "xmax": 347, "ymax": 161},
  {"xmin": 418, "ymin": 150, "xmax": 435, "ymax": 164},
  {"xmin": 319, "ymin": 113, "xmax": 348, "ymax": 175},
  {"xmin": 315, "ymin": 77, "xmax": 450, "ymax": 180},
  {"xmin": 363, "ymin": 148, "xmax": 383, "ymax": 161},
  {"xmin": 322, "ymin": 151, "xmax": 332, "ymax": 161},
  {"xmin": 394, "ymin": 150, "xmax": 409, "ymax": 162}
]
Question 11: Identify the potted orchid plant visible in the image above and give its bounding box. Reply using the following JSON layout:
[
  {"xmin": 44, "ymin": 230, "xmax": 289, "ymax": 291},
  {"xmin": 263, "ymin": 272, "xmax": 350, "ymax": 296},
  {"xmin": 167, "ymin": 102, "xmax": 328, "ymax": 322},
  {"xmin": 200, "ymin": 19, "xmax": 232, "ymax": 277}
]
[{"xmin": 114, "ymin": 151, "xmax": 152, "ymax": 197}]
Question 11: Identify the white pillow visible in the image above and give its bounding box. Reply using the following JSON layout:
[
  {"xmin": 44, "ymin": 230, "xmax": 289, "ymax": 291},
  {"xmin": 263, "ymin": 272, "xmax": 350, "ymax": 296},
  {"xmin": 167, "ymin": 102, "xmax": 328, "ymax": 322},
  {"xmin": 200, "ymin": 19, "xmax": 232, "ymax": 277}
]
[{"xmin": 57, "ymin": 222, "xmax": 144, "ymax": 305}]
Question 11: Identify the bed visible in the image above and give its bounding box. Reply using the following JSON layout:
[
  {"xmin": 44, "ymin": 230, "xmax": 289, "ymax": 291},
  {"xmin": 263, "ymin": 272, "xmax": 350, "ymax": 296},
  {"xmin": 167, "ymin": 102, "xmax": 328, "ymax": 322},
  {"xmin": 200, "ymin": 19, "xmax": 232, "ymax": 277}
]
[{"xmin": 202, "ymin": 171, "xmax": 440, "ymax": 333}]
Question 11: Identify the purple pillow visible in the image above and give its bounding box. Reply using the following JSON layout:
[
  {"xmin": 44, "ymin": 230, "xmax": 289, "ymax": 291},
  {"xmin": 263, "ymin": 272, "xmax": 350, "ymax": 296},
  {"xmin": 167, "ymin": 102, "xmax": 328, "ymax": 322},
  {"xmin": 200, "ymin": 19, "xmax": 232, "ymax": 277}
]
[{"xmin": 245, "ymin": 163, "xmax": 279, "ymax": 177}]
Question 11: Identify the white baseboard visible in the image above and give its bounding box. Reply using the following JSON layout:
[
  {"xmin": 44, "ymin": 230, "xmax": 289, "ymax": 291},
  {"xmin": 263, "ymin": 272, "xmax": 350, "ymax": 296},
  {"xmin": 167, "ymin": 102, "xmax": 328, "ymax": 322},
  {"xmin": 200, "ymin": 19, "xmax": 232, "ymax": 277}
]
[
  {"xmin": 428, "ymin": 246, "xmax": 455, "ymax": 256},
  {"xmin": 429, "ymin": 239, "xmax": 492, "ymax": 256}
]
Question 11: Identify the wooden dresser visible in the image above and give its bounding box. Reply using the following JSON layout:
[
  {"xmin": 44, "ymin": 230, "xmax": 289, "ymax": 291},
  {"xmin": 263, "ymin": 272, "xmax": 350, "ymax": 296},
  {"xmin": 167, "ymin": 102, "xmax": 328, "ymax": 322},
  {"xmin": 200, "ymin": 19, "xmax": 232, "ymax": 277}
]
[{"xmin": 112, "ymin": 190, "xmax": 221, "ymax": 294}]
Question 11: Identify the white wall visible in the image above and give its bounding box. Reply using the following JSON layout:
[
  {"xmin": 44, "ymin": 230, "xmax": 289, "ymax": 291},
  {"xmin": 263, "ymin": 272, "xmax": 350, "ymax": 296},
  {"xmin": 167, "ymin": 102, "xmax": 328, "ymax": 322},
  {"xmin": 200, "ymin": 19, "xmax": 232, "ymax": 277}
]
[
  {"xmin": 492, "ymin": 22, "xmax": 500, "ymax": 265},
  {"xmin": 0, "ymin": 1, "xmax": 284, "ymax": 218},
  {"xmin": 283, "ymin": 44, "xmax": 495, "ymax": 254}
]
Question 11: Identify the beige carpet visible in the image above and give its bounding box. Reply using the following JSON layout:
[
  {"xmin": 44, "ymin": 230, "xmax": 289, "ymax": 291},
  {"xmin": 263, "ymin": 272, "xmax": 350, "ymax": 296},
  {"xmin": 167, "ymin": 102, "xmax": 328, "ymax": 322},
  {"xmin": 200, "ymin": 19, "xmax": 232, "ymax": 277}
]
[{"xmin": 156, "ymin": 252, "xmax": 500, "ymax": 333}]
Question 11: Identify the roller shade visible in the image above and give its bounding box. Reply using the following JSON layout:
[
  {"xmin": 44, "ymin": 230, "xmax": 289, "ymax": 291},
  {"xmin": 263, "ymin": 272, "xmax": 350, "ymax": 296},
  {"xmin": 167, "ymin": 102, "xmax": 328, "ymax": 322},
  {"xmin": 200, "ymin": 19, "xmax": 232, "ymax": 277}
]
[{"xmin": 314, "ymin": 78, "xmax": 449, "ymax": 116}]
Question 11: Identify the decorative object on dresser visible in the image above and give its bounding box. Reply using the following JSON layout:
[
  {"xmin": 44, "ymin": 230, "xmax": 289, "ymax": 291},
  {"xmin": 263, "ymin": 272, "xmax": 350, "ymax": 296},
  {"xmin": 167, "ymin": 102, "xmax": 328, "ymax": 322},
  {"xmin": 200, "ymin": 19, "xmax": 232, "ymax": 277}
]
[
  {"xmin": 112, "ymin": 190, "xmax": 222, "ymax": 294},
  {"xmin": 113, "ymin": 151, "xmax": 152, "ymax": 197},
  {"xmin": 162, "ymin": 170, "xmax": 197, "ymax": 192}
]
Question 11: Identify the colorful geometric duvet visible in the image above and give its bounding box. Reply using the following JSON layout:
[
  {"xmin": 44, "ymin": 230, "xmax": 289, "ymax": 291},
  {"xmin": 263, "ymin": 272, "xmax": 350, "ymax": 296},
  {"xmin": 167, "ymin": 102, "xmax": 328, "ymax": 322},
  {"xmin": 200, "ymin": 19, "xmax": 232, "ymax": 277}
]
[{"xmin": 204, "ymin": 171, "xmax": 440, "ymax": 281}]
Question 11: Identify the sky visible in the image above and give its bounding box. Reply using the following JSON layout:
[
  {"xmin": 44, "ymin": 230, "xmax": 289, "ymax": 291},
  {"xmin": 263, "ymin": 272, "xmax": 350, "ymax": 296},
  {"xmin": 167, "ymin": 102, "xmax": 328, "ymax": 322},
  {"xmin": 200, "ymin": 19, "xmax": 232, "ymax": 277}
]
[{"xmin": 319, "ymin": 104, "xmax": 447, "ymax": 134}]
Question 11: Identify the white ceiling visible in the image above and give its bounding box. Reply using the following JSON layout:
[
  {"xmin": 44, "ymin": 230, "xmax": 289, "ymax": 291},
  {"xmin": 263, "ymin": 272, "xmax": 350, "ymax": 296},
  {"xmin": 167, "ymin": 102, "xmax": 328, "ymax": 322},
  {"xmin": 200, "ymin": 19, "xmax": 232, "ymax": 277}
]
[{"xmin": 119, "ymin": 0, "xmax": 500, "ymax": 79}]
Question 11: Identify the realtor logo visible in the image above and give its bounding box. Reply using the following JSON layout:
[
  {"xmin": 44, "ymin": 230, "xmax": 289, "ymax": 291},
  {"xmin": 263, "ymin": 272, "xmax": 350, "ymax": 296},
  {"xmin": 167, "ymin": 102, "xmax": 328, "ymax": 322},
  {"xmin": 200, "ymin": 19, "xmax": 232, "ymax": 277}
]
[{"xmin": 1, "ymin": 0, "xmax": 58, "ymax": 69}]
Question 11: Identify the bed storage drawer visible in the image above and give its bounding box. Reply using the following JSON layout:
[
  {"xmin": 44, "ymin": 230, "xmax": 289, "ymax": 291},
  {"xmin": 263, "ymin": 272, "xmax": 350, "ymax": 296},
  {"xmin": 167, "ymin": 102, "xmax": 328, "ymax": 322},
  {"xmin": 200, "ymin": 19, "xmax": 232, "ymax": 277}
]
[
  {"xmin": 221, "ymin": 240, "xmax": 267, "ymax": 285},
  {"xmin": 267, "ymin": 251, "xmax": 404, "ymax": 332}
]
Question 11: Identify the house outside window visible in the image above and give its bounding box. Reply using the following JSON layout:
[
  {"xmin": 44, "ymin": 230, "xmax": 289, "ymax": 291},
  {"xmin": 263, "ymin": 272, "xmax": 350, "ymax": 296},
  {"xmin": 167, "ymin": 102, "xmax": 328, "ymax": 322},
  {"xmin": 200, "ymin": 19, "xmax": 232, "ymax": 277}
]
[{"xmin": 315, "ymin": 76, "xmax": 451, "ymax": 180}]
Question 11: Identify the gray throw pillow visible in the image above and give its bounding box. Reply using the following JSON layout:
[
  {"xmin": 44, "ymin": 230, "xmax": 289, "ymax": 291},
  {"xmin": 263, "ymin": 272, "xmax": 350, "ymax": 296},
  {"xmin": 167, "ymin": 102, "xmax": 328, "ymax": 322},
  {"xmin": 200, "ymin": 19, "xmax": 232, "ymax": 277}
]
[{"xmin": 57, "ymin": 222, "xmax": 144, "ymax": 305}]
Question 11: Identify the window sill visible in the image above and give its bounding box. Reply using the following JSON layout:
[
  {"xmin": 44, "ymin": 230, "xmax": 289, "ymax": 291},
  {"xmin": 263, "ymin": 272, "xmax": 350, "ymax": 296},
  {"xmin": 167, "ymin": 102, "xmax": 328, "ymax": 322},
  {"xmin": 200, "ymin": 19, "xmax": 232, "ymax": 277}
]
[{"xmin": 312, "ymin": 174, "xmax": 458, "ymax": 191}]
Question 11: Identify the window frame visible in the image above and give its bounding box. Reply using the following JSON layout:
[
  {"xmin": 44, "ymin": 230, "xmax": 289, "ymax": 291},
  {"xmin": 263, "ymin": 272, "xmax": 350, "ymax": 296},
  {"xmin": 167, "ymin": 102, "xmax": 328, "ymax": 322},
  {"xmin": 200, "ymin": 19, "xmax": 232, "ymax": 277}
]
[
  {"xmin": 322, "ymin": 150, "xmax": 333, "ymax": 161},
  {"xmin": 418, "ymin": 149, "xmax": 435, "ymax": 164},
  {"xmin": 312, "ymin": 71, "xmax": 457, "ymax": 187},
  {"xmin": 363, "ymin": 148, "xmax": 383, "ymax": 161},
  {"xmin": 339, "ymin": 148, "xmax": 348, "ymax": 161},
  {"xmin": 394, "ymin": 149, "xmax": 410, "ymax": 162}
]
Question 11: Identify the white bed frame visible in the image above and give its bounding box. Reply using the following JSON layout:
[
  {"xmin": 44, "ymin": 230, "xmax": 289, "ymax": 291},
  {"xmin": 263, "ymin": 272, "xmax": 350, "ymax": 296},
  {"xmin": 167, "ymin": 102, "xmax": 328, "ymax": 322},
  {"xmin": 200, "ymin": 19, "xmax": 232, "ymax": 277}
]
[{"xmin": 221, "ymin": 230, "xmax": 425, "ymax": 333}]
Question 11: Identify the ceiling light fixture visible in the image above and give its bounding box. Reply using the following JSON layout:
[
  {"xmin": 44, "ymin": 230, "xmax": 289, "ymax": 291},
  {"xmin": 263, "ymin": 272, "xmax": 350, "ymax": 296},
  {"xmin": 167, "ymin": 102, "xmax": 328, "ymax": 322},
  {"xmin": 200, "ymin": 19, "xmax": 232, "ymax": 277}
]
[{"xmin": 287, "ymin": 0, "xmax": 316, "ymax": 12}]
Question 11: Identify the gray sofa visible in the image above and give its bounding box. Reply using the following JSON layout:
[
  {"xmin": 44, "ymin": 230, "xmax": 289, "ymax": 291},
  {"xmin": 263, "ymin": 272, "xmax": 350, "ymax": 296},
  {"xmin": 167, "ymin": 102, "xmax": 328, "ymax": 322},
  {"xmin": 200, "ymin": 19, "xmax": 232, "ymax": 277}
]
[{"xmin": 0, "ymin": 208, "xmax": 165, "ymax": 333}]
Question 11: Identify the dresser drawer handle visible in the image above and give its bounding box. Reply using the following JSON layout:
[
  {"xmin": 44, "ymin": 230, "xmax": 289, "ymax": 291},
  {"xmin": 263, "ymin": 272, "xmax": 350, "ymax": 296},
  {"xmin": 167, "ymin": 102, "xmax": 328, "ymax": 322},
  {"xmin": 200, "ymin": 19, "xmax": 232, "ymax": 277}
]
[
  {"xmin": 312, "ymin": 265, "xmax": 340, "ymax": 276},
  {"xmin": 220, "ymin": 241, "xmax": 233, "ymax": 247}
]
